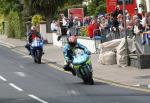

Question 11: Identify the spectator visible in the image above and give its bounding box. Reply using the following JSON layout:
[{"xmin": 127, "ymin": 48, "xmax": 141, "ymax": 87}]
[
  {"xmin": 51, "ymin": 20, "xmax": 58, "ymax": 32},
  {"xmin": 73, "ymin": 17, "xmax": 81, "ymax": 36},
  {"xmin": 141, "ymin": 11, "xmax": 146, "ymax": 29},
  {"xmin": 112, "ymin": 5, "xmax": 123, "ymax": 18},
  {"xmin": 145, "ymin": 12, "xmax": 150, "ymax": 31},
  {"xmin": 133, "ymin": 8, "xmax": 142, "ymax": 20},
  {"xmin": 87, "ymin": 19, "xmax": 95, "ymax": 38},
  {"xmin": 59, "ymin": 14, "xmax": 68, "ymax": 36},
  {"xmin": 112, "ymin": 16, "xmax": 120, "ymax": 39},
  {"xmin": 94, "ymin": 17, "xmax": 100, "ymax": 36},
  {"xmin": 107, "ymin": 13, "xmax": 113, "ymax": 31},
  {"xmin": 117, "ymin": 14, "xmax": 124, "ymax": 38},
  {"xmin": 126, "ymin": 13, "xmax": 133, "ymax": 30},
  {"xmin": 133, "ymin": 19, "xmax": 144, "ymax": 35},
  {"xmin": 60, "ymin": 14, "xmax": 67, "ymax": 26},
  {"xmin": 100, "ymin": 15, "xmax": 108, "ymax": 29},
  {"xmin": 126, "ymin": 13, "xmax": 134, "ymax": 37},
  {"xmin": 55, "ymin": 19, "xmax": 62, "ymax": 34},
  {"xmin": 100, "ymin": 15, "xmax": 108, "ymax": 36},
  {"xmin": 66, "ymin": 19, "xmax": 74, "ymax": 36},
  {"xmin": 84, "ymin": 16, "xmax": 91, "ymax": 26}
]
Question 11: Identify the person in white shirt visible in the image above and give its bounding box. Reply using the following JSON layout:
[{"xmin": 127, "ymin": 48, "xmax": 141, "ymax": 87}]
[
  {"xmin": 141, "ymin": 11, "xmax": 146, "ymax": 29},
  {"xmin": 51, "ymin": 20, "xmax": 58, "ymax": 32},
  {"xmin": 73, "ymin": 17, "xmax": 81, "ymax": 36},
  {"xmin": 61, "ymin": 14, "xmax": 67, "ymax": 26},
  {"xmin": 133, "ymin": 19, "xmax": 144, "ymax": 35}
]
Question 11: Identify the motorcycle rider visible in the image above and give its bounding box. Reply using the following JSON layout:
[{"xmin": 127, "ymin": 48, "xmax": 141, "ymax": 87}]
[
  {"xmin": 25, "ymin": 26, "xmax": 42, "ymax": 55},
  {"xmin": 63, "ymin": 35, "xmax": 91, "ymax": 76}
]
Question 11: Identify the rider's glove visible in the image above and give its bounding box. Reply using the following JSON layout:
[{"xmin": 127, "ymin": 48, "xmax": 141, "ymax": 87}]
[
  {"xmin": 67, "ymin": 59, "xmax": 72, "ymax": 64},
  {"xmin": 86, "ymin": 51, "xmax": 91, "ymax": 55}
]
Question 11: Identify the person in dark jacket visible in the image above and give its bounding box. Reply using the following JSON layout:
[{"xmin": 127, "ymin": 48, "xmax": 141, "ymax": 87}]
[
  {"xmin": 112, "ymin": 5, "xmax": 123, "ymax": 18},
  {"xmin": 25, "ymin": 26, "xmax": 41, "ymax": 55},
  {"xmin": 133, "ymin": 8, "xmax": 142, "ymax": 20}
]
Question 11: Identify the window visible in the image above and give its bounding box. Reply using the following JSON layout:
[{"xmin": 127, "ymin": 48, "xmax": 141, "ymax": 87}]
[{"xmin": 117, "ymin": 0, "xmax": 133, "ymax": 5}]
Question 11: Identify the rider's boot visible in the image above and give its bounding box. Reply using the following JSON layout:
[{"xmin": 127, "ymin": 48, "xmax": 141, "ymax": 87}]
[{"xmin": 63, "ymin": 64, "xmax": 76, "ymax": 76}]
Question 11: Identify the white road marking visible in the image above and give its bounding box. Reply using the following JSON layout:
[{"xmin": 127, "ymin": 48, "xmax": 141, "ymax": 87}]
[
  {"xmin": 0, "ymin": 75, "xmax": 7, "ymax": 82},
  {"xmin": 14, "ymin": 72, "xmax": 26, "ymax": 77},
  {"xmin": 22, "ymin": 55, "xmax": 31, "ymax": 58},
  {"xmin": 148, "ymin": 85, "xmax": 150, "ymax": 88},
  {"xmin": 19, "ymin": 65, "xmax": 25, "ymax": 69},
  {"xmin": 133, "ymin": 84, "xmax": 140, "ymax": 87},
  {"xmin": 0, "ymin": 41, "xmax": 15, "ymax": 48},
  {"xmin": 9, "ymin": 83, "xmax": 23, "ymax": 92},
  {"xmin": 67, "ymin": 90, "xmax": 78, "ymax": 95},
  {"xmin": 28, "ymin": 94, "xmax": 48, "ymax": 103}
]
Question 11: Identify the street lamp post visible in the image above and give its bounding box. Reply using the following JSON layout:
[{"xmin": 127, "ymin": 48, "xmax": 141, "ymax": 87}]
[{"xmin": 122, "ymin": 0, "xmax": 129, "ymax": 66}]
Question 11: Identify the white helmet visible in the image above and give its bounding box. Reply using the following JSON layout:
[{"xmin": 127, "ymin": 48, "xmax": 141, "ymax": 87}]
[{"xmin": 31, "ymin": 26, "xmax": 36, "ymax": 31}]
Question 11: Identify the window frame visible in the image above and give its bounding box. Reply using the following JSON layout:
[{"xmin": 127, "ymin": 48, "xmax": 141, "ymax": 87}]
[{"xmin": 117, "ymin": 0, "xmax": 133, "ymax": 5}]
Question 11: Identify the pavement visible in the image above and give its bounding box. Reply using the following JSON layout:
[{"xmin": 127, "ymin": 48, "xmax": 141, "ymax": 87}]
[{"xmin": 0, "ymin": 34, "xmax": 150, "ymax": 91}]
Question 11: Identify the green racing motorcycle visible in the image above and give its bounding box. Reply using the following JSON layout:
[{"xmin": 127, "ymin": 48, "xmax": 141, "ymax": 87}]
[{"xmin": 71, "ymin": 48, "xmax": 94, "ymax": 85}]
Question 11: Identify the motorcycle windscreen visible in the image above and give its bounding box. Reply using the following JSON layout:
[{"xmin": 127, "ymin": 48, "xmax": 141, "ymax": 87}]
[
  {"xmin": 31, "ymin": 38, "xmax": 43, "ymax": 48},
  {"xmin": 72, "ymin": 53, "xmax": 89, "ymax": 65}
]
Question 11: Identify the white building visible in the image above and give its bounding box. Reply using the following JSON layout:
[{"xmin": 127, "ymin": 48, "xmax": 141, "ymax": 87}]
[{"xmin": 145, "ymin": 0, "xmax": 150, "ymax": 12}]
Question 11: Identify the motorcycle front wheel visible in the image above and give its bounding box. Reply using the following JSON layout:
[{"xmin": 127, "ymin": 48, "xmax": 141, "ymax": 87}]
[
  {"xmin": 80, "ymin": 65, "xmax": 94, "ymax": 85},
  {"xmin": 34, "ymin": 49, "xmax": 42, "ymax": 64}
]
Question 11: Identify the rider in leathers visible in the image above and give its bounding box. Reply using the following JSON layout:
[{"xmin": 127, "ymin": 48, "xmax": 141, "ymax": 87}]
[
  {"xmin": 63, "ymin": 35, "xmax": 91, "ymax": 75},
  {"xmin": 25, "ymin": 26, "xmax": 41, "ymax": 55}
]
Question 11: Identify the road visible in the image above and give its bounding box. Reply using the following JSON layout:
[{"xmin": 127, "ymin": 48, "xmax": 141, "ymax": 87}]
[{"xmin": 0, "ymin": 45, "xmax": 150, "ymax": 103}]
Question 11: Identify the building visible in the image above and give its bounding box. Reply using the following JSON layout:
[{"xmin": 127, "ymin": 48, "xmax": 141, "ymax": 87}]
[
  {"xmin": 106, "ymin": 0, "xmax": 136, "ymax": 15},
  {"xmin": 83, "ymin": 0, "xmax": 150, "ymax": 14},
  {"xmin": 146, "ymin": 0, "xmax": 150, "ymax": 12},
  {"xmin": 106, "ymin": 0, "xmax": 150, "ymax": 15}
]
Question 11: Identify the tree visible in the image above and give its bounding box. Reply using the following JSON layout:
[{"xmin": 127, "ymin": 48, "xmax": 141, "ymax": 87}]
[
  {"xmin": 63, "ymin": 0, "xmax": 83, "ymax": 6},
  {"xmin": 29, "ymin": 0, "xmax": 64, "ymax": 32},
  {"xmin": 31, "ymin": 0, "xmax": 63, "ymax": 15},
  {"xmin": 0, "ymin": 0, "xmax": 22, "ymax": 16},
  {"xmin": 0, "ymin": 0, "xmax": 85, "ymax": 34},
  {"xmin": 87, "ymin": 0, "xmax": 106, "ymax": 16},
  {"xmin": 58, "ymin": 0, "xmax": 84, "ymax": 16},
  {"xmin": 23, "ymin": 0, "xmax": 84, "ymax": 16},
  {"xmin": 0, "ymin": 0, "xmax": 24, "ymax": 38},
  {"xmin": 0, "ymin": 15, "xmax": 4, "ymax": 34},
  {"xmin": 23, "ymin": 0, "xmax": 84, "ymax": 32},
  {"xmin": 22, "ymin": 0, "xmax": 32, "ymax": 16},
  {"xmin": 140, "ymin": 0, "xmax": 147, "ymax": 11}
]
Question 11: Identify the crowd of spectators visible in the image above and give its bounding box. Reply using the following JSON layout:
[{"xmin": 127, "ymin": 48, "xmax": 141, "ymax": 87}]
[{"xmin": 51, "ymin": 5, "xmax": 150, "ymax": 42}]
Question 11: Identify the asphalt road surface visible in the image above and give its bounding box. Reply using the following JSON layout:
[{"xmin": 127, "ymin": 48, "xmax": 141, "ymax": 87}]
[{"xmin": 0, "ymin": 45, "xmax": 150, "ymax": 103}]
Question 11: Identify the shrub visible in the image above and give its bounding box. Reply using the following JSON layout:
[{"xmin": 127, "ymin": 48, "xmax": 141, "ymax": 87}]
[
  {"xmin": 0, "ymin": 15, "xmax": 4, "ymax": 34},
  {"xmin": 31, "ymin": 14, "xmax": 43, "ymax": 26},
  {"xmin": 87, "ymin": 0, "xmax": 106, "ymax": 16},
  {"xmin": 7, "ymin": 11, "xmax": 24, "ymax": 39},
  {"xmin": 80, "ymin": 26, "xmax": 88, "ymax": 37}
]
